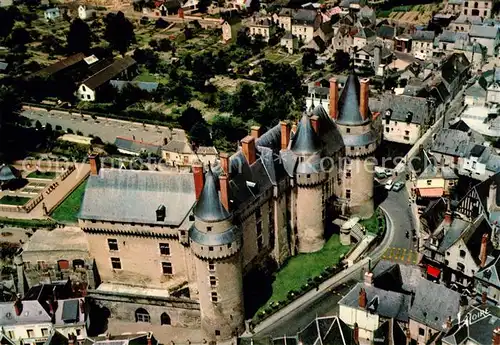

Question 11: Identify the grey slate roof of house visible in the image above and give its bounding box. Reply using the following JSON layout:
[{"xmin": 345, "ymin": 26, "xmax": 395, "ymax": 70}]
[
  {"xmin": 441, "ymin": 53, "xmax": 470, "ymax": 87},
  {"xmin": 339, "ymin": 282, "xmax": 411, "ymax": 322},
  {"xmin": 0, "ymin": 61, "xmax": 8, "ymax": 71},
  {"xmin": 430, "ymin": 129, "xmax": 470, "ymax": 157},
  {"xmin": 464, "ymin": 81, "xmax": 487, "ymax": 98},
  {"xmin": 380, "ymin": 94, "xmax": 429, "ymax": 125},
  {"xmin": 437, "ymin": 30, "xmax": 468, "ymax": 43},
  {"xmin": 163, "ymin": 140, "xmax": 193, "ymax": 154},
  {"xmin": 79, "ymin": 169, "xmax": 195, "ymax": 226},
  {"xmin": 114, "ymin": 137, "xmax": 162, "ymax": 155},
  {"xmin": 376, "ymin": 25, "xmax": 395, "ymax": 39},
  {"xmin": 361, "ymin": 41, "xmax": 392, "ymax": 59},
  {"xmin": 193, "ymin": 166, "xmax": 230, "ymax": 222},
  {"xmin": 336, "ymin": 73, "xmax": 370, "ymax": 126},
  {"xmin": 411, "ymin": 30, "xmax": 435, "ymax": 41},
  {"xmin": 409, "ymin": 279, "xmax": 460, "ymax": 332},
  {"xmin": 453, "ymin": 14, "xmax": 482, "ymax": 24},
  {"xmin": 82, "ymin": 56, "xmax": 136, "ymax": 90},
  {"xmin": 292, "ymin": 9, "xmax": 317, "ymax": 24},
  {"xmin": 418, "ymin": 164, "xmax": 458, "ymax": 180},
  {"xmin": 290, "ymin": 113, "xmax": 322, "ymax": 155},
  {"xmin": 45, "ymin": 330, "xmax": 68, "ymax": 345},
  {"xmin": 296, "ymin": 316, "xmax": 354, "ymax": 345},
  {"xmin": 435, "ymin": 217, "xmax": 472, "ymax": 253},
  {"xmin": 354, "ymin": 27, "xmax": 375, "ymax": 39},
  {"xmin": 371, "ymin": 261, "xmax": 422, "ymax": 294},
  {"xmin": 469, "ymin": 25, "xmax": 499, "ymax": 39},
  {"xmin": 441, "ymin": 305, "xmax": 500, "ymax": 345},
  {"xmin": 475, "ymin": 252, "xmax": 500, "ymax": 288},
  {"xmin": 373, "ymin": 320, "xmax": 406, "ymax": 345},
  {"xmin": 34, "ymin": 53, "xmax": 85, "ymax": 77},
  {"xmin": 0, "ymin": 300, "xmax": 52, "ymax": 325}
]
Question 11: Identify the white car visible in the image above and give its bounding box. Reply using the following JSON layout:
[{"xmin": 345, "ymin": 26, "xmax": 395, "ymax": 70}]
[{"xmin": 385, "ymin": 179, "xmax": 394, "ymax": 190}]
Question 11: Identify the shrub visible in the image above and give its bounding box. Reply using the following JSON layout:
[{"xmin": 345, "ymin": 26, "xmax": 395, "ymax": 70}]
[
  {"xmin": 55, "ymin": 125, "xmax": 62, "ymax": 131},
  {"xmin": 76, "ymin": 130, "xmax": 83, "ymax": 136},
  {"xmin": 67, "ymin": 128, "xmax": 74, "ymax": 134}
]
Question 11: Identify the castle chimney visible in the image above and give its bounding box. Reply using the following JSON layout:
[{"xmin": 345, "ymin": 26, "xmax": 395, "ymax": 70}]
[
  {"xmin": 192, "ymin": 163, "xmax": 204, "ymax": 201},
  {"xmin": 480, "ymin": 233, "xmax": 489, "ymax": 268},
  {"xmin": 220, "ymin": 152, "xmax": 229, "ymax": 175},
  {"xmin": 14, "ymin": 297, "xmax": 22, "ymax": 316},
  {"xmin": 482, "ymin": 291, "xmax": 488, "ymax": 305},
  {"xmin": 358, "ymin": 288, "xmax": 367, "ymax": 309},
  {"xmin": 353, "ymin": 323, "xmax": 359, "ymax": 345},
  {"xmin": 250, "ymin": 126, "xmax": 261, "ymax": 139},
  {"xmin": 310, "ymin": 115, "xmax": 320, "ymax": 133},
  {"xmin": 494, "ymin": 327, "xmax": 500, "ymax": 345},
  {"xmin": 360, "ymin": 78, "xmax": 370, "ymax": 120},
  {"xmin": 280, "ymin": 121, "xmax": 290, "ymax": 150},
  {"xmin": 219, "ymin": 174, "xmax": 230, "ymax": 212},
  {"xmin": 364, "ymin": 271, "xmax": 373, "ymax": 285},
  {"xmin": 488, "ymin": 182, "xmax": 499, "ymax": 212},
  {"xmin": 329, "ymin": 78, "xmax": 339, "ymax": 119},
  {"xmin": 241, "ymin": 136, "xmax": 256, "ymax": 165},
  {"xmin": 88, "ymin": 154, "xmax": 101, "ymax": 176}
]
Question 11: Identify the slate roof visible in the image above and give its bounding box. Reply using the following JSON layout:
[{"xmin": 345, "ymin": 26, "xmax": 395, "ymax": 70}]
[
  {"xmin": 437, "ymin": 30, "xmax": 468, "ymax": 43},
  {"xmin": 435, "ymin": 217, "xmax": 471, "ymax": 253},
  {"xmin": 163, "ymin": 140, "xmax": 193, "ymax": 154},
  {"xmin": 361, "ymin": 41, "xmax": 392, "ymax": 59},
  {"xmin": 430, "ymin": 129, "xmax": 470, "ymax": 157},
  {"xmin": 376, "ymin": 25, "xmax": 395, "ymax": 39},
  {"xmin": 475, "ymin": 252, "xmax": 500, "ymax": 288},
  {"xmin": 418, "ymin": 164, "xmax": 458, "ymax": 180},
  {"xmin": 193, "ymin": 165, "xmax": 230, "ymax": 222},
  {"xmin": 309, "ymin": 104, "xmax": 344, "ymax": 155},
  {"xmin": 290, "ymin": 113, "xmax": 322, "ymax": 155},
  {"xmin": 381, "ymin": 94, "xmax": 429, "ymax": 125},
  {"xmin": 0, "ymin": 164, "xmax": 20, "ymax": 182},
  {"xmin": 411, "ymin": 30, "xmax": 435, "ymax": 42},
  {"xmin": 292, "ymin": 9, "xmax": 317, "ymax": 24},
  {"xmin": 296, "ymin": 316, "xmax": 354, "ymax": 345},
  {"xmin": 45, "ymin": 330, "xmax": 68, "ymax": 345},
  {"xmin": 465, "ymin": 81, "xmax": 487, "ymax": 98},
  {"xmin": 114, "ymin": 137, "xmax": 162, "ymax": 155},
  {"xmin": 373, "ymin": 320, "xmax": 406, "ymax": 345},
  {"xmin": 371, "ymin": 261, "xmax": 422, "ymax": 294},
  {"xmin": 0, "ymin": 300, "xmax": 52, "ymax": 325},
  {"xmin": 441, "ymin": 53, "xmax": 470, "ymax": 86},
  {"xmin": 34, "ymin": 53, "xmax": 85, "ymax": 78},
  {"xmin": 278, "ymin": 7, "xmax": 295, "ymax": 16},
  {"xmin": 336, "ymin": 72, "xmax": 370, "ymax": 126},
  {"xmin": 469, "ymin": 25, "xmax": 499, "ymax": 39},
  {"xmin": 339, "ymin": 283, "xmax": 411, "ymax": 322},
  {"xmin": 441, "ymin": 305, "xmax": 500, "ymax": 345},
  {"xmin": 79, "ymin": 169, "xmax": 195, "ymax": 226},
  {"xmin": 82, "ymin": 56, "xmax": 136, "ymax": 90},
  {"xmin": 409, "ymin": 279, "xmax": 460, "ymax": 332}
]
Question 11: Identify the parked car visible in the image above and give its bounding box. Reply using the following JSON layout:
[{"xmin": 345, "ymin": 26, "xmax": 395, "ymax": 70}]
[
  {"xmin": 385, "ymin": 179, "xmax": 394, "ymax": 190},
  {"xmin": 375, "ymin": 171, "xmax": 387, "ymax": 179},
  {"xmin": 384, "ymin": 169, "xmax": 393, "ymax": 177},
  {"xmin": 392, "ymin": 181, "xmax": 405, "ymax": 192}
]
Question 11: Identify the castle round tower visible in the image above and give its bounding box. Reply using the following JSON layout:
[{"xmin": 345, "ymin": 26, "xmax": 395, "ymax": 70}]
[
  {"xmin": 291, "ymin": 114, "xmax": 327, "ymax": 253},
  {"xmin": 330, "ymin": 75, "xmax": 380, "ymax": 219},
  {"xmin": 189, "ymin": 165, "xmax": 244, "ymax": 341}
]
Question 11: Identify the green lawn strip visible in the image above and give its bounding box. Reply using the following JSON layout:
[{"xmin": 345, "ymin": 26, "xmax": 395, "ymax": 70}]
[
  {"xmin": 360, "ymin": 208, "xmax": 385, "ymax": 235},
  {"xmin": 257, "ymin": 234, "xmax": 351, "ymax": 314},
  {"xmin": 27, "ymin": 171, "xmax": 58, "ymax": 179},
  {"xmin": 0, "ymin": 217, "xmax": 56, "ymax": 229},
  {"xmin": 50, "ymin": 180, "xmax": 87, "ymax": 223},
  {"xmin": 0, "ymin": 196, "xmax": 31, "ymax": 206}
]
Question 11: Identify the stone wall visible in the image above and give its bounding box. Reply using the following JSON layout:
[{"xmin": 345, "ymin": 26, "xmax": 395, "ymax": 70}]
[{"xmin": 295, "ymin": 185, "xmax": 324, "ymax": 253}]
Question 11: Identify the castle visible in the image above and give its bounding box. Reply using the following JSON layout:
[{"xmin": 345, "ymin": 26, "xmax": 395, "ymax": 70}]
[{"xmin": 72, "ymin": 72, "xmax": 380, "ymax": 341}]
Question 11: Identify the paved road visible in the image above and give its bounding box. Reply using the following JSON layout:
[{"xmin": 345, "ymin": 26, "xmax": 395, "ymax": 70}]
[
  {"xmin": 253, "ymin": 189, "xmax": 415, "ymax": 338},
  {"xmin": 21, "ymin": 110, "xmax": 172, "ymax": 145}
]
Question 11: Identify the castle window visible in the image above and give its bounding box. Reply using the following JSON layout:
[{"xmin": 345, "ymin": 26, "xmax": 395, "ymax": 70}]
[
  {"xmin": 404, "ymin": 136, "xmax": 410, "ymax": 141},
  {"xmin": 346, "ymin": 170, "xmax": 351, "ymax": 179},
  {"xmin": 346, "ymin": 189, "xmax": 351, "ymax": 199},
  {"xmin": 208, "ymin": 262, "xmax": 216, "ymax": 271},
  {"xmin": 460, "ymin": 250, "xmax": 466, "ymax": 258},
  {"xmin": 135, "ymin": 308, "xmax": 150, "ymax": 323},
  {"xmin": 108, "ymin": 239, "xmax": 118, "ymax": 251},
  {"xmin": 207, "ymin": 226, "xmax": 212, "ymax": 232},
  {"xmin": 405, "ymin": 130, "xmax": 410, "ymax": 135},
  {"xmin": 215, "ymin": 330, "xmax": 221, "ymax": 336},
  {"xmin": 180, "ymin": 230, "xmax": 186, "ymax": 236},
  {"xmin": 211, "ymin": 292, "xmax": 218, "ymax": 303},
  {"xmin": 26, "ymin": 330, "xmax": 34, "ymax": 338},
  {"xmin": 161, "ymin": 312, "xmax": 171, "ymax": 325},
  {"xmin": 111, "ymin": 257, "xmax": 122, "ymax": 270},
  {"xmin": 457, "ymin": 262, "xmax": 465, "ymax": 272},
  {"xmin": 7, "ymin": 331, "xmax": 14, "ymax": 340},
  {"xmin": 209, "ymin": 246, "xmax": 214, "ymax": 251},
  {"xmin": 346, "ymin": 128, "xmax": 350, "ymax": 133},
  {"xmin": 159, "ymin": 243, "xmax": 170, "ymax": 256},
  {"xmin": 210, "ymin": 276, "xmax": 217, "ymax": 287},
  {"xmin": 41, "ymin": 329, "xmax": 48, "ymax": 337},
  {"xmin": 162, "ymin": 262, "xmax": 173, "ymax": 275}
]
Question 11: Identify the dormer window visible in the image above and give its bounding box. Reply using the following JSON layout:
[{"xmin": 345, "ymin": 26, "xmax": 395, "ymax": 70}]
[{"xmin": 156, "ymin": 205, "xmax": 166, "ymax": 222}]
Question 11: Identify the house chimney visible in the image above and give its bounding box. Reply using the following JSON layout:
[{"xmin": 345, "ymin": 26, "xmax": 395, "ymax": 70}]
[
  {"xmin": 241, "ymin": 136, "xmax": 256, "ymax": 165},
  {"xmin": 494, "ymin": 327, "xmax": 500, "ymax": 345},
  {"xmin": 488, "ymin": 182, "xmax": 499, "ymax": 212},
  {"xmin": 310, "ymin": 115, "xmax": 320, "ymax": 133},
  {"xmin": 353, "ymin": 323, "xmax": 359, "ymax": 345},
  {"xmin": 444, "ymin": 198, "xmax": 452, "ymax": 224},
  {"xmin": 292, "ymin": 123, "xmax": 297, "ymax": 134},
  {"xmin": 14, "ymin": 297, "xmax": 22, "ymax": 316},
  {"xmin": 79, "ymin": 299, "xmax": 85, "ymax": 314},
  {"xmin": 88, "ymin": 154, "xmax": 101, "ymax": 176},
  {"xmin": 280, "ymin": 121, "xmax": 291, "ymax": 150},
  {"xmin": 358, "ymin": 288, "xmax": 367, "ymax": 309},
  {"xmin": 192, "ymin": 163, "xmax": 204, "ymax": 201},
  {"xmin": 329, "ymin": 78, "xmax": 338, "ymax": 119},
  {"xmin": 220, "ymin": 152, "xmax": 230, "ymax": 175},
  {"xmin": 480, "ymin": 233, "xmax": 489, "ymax": 268},
  {"xmin": 482, "ymin": 291, "xmax": 488, "ymax": 305},
  {"xmin": 251, "ymin": 126, "xmax": 261, "ymax": 139},
  {"xmin": 364, "ymin": 271, "xmax": 373, "ymax": 285},
  {"xmin": 147, "ymin": 332, "xmax": 153, "ymax": 345},
  {"xmin": 359, "ymin": 78, "xmax": 370, "ymax": 120},
  {"xmin": 219, "ymin": 174, "xmax": 230, "ymax": 212}
]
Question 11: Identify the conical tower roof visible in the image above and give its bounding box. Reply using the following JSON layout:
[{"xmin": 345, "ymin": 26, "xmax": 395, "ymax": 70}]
[
  {"xmin": 291, "ymin": 113, "xmax": 322, "ymax": 155},
  {"xmin": 193, "ymin": 165, "xmax": 230, "ymax": 222},
  {"xmin": 336, "ymin": 73, "xmax": 370, "ymax": 126}
]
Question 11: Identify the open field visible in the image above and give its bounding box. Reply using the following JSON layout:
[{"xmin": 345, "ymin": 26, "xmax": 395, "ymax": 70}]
[
  {"xmin": 378, "ymin": 3, "xmax": 442, "ymax": 24},
  {"xmin": 50, "ymin": 180, "xmax": 87, "ymax": 223}
]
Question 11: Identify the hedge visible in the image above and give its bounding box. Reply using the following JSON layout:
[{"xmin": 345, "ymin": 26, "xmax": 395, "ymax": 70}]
[{"xmin": 0, "ymin": 217, "xmax": 57, "ymax": 229}]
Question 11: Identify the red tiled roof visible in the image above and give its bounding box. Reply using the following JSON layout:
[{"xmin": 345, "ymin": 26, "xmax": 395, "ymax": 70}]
[{"xmin": 418, "ymin": 187, "xmax": 443, "ymax": 198}]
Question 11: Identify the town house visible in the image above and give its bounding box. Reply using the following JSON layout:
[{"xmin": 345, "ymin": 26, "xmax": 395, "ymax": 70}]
[
  {"xmin": 291, "ymin": 9, "xmax": 321, "ymax": 43},
  {"xmin": 411, "ymin": 30, "xmax": 435, "ymax": 60},
  {"xmin": 468, "ymin": 25, "xmax": 499, "ymax": 56}
]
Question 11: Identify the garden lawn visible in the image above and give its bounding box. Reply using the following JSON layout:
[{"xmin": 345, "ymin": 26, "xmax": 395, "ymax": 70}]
[
  {"xmin": 259, "ymin": 234, "xmax": 351, "ymax": 312},
  {"xmin": 0, "ymin": 196, "xmax": 31, "ymax": 206},
  {"xmin": 50, "ymin": 180, "xmax": 87, "ymax": 223},
  {"xmin": 360, "ymin": 208, "xmax": 385, "ymax": 235},
  {"xmin": 27, "ymin": 171, "xmax": 57, "ymax": 179}
]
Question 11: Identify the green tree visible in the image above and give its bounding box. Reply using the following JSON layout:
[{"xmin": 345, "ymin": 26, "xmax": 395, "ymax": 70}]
[
  {"xmin": 0, "ymin": 86, "xmax": 21, "ymax": 153},
  {"xmin": 67, "ymin": 18, "xmax": 92, "ymax": 54},
  {"xmin": 8, "ymin": 27, "xmax": 31, "ymax": 47},
  {"xmin": 333, "ymin": 50, "xmax": 350, "ymax": 72},
  {"xmin": 231, "ymin": 83, "xmax": 258, "ymax": 121},
  {"xmin": 179, "ymin": 106, "xmax": 204, "ymax": 132},
  {"xmin": 302, "ymin": 49, "xmax": 317, "ymax": 70},
  {"xmin": 104, "ymin": 11, "xmax": 135, "ymax": 55},
  {"xmin": 0, "ymin": 7, "xmax": 16, "ymax": 40},
  {"xmin": 189, "ymin": 122, "xmax": 212, "ymax": 146},
  {"xmin": 211, "ymin": 115, "xmax": 248, "ymax": 151}
]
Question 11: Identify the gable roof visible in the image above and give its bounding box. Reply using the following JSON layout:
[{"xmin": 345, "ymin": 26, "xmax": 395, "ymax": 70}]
[
  {"xmin": 441, "ymin": 53, "xmax": 470, "ymax": 85},
  {"xmin": 0, "ymin": 300, "xmax": 52, "ymax": 325},
  {"xmin": 381, "ymin": 94, "xmax": 429, "ymax": 125},
  {"xmin": 114, "ymin": 136, "xmax": 162, "ymax": 155},
  {"xmin": 0, "ymin": 164, "xmax": 20, "ymax": 182},
  {"xmin": 469, "ymin": 25, "xmax": 499, "ymax": 39},
  {"xmin": 292, "ymin": 9, "xmax": 317, "ymax": 24},
  {"xmin": 34, "ymin": 53, "xmax": 85, "ymax": 78},
  {"xmin": 81, "ymin": 56, "xmax": 136, "ymax": 90},
  {"xmin": 372, "ymin": 261, "xmax": 422, "ymax": 294},
  {"xmin": 79, "ymin": 169, "xmax": 195, "ymax": 226},
  {"xmin": 163, "ymin": 140, "xmax": 193, "ymax": 154},
  {"xmin": 411, "ymin": 30, "xmax": 435, "ymax": 41},
  {"xmin": 430, "ymin": 128, "xmax": 470, "ymax": 157},
  {"xmin": 376, "ymin": 25, "xmax": 395, "ymax": 39},
  {"xmin": 409, "ymin": 279, "xmax": 460, "ymax": 331},
  {"xmin": 296, "ymin": 316, "xmax": 354, "ymax": 345},
  {"xmin": 475, "ymin": 251, "xmax": 500, "ymax": 287}
]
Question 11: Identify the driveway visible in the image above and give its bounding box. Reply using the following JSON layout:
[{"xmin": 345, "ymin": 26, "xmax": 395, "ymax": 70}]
[{"xmin": 21, "ymin": 109, "xmax": 171, "ymax": 145}]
